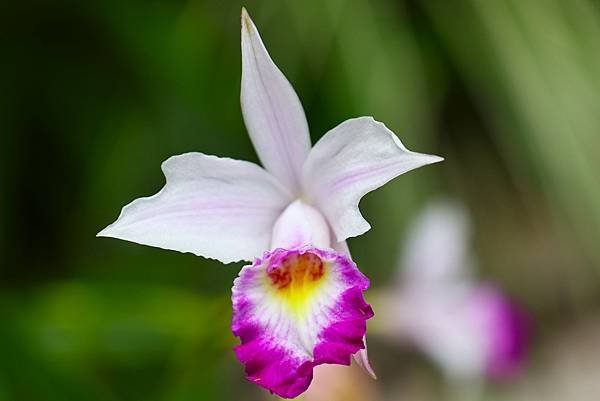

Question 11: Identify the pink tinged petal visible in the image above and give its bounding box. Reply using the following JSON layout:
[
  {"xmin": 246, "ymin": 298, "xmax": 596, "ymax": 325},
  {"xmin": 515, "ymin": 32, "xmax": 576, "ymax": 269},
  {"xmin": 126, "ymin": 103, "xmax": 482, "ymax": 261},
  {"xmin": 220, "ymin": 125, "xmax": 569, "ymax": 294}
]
[
  {"xmin": 241, "ymin": 8, "xmax": 311, "ymax": 192},
  {"xmin": 231, "ymin": 247, "xmax": 373, "ymax": 398},
  {"xmin": 271, "ymin": 200, "xmax": 331, "ymax": 250},
  {"xmin": 97, "ymin": 153, "xmax": 292, "ymax": 264},
  {"xmin": 302, "ymin": 117, "xmax": 443, "ymax": 242}
]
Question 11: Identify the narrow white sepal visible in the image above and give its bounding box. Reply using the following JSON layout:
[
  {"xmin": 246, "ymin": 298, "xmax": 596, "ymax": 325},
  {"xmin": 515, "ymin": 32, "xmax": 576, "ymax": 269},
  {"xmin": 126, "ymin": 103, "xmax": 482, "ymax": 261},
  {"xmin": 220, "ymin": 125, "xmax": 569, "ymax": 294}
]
[{"xmin": 241, "ymin": 8, "xmax": 312, "ymax": 193}]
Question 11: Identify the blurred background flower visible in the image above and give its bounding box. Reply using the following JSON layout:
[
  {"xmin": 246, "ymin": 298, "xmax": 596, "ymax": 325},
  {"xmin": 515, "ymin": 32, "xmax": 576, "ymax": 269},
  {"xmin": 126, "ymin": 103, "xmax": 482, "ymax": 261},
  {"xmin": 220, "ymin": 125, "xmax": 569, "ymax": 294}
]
[
  {"xmin": 371, "ymin": 201, "xmax": 529, "ymax": 386},
  {"xmin": 2, "ymin": 0, "xmax": 600, "ymax": 400}
]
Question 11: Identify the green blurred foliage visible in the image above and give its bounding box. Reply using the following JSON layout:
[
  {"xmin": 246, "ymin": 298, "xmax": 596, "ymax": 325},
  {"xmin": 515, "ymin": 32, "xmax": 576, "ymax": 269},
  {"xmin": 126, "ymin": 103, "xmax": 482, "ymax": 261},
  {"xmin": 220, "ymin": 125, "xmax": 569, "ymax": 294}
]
[{"xmin": 2, "ymin": 0, "xmax": 600, "ymax": 400}]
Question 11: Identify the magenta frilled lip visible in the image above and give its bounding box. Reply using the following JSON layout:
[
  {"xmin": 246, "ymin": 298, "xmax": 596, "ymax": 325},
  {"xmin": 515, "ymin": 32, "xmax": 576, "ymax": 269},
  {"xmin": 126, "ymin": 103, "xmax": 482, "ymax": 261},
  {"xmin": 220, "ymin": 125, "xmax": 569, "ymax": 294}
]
[{"xmin": 231, "ymin": 246, "xmax": 374, "ymax": 398}]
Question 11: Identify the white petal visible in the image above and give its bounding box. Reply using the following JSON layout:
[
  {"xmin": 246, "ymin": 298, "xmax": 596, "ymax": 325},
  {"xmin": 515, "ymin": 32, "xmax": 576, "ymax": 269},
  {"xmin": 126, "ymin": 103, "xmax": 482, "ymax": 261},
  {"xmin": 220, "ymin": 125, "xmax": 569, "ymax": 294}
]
[
  {"xmin": 302, "ymin": 117, "xmax": 443, "ymax": 241},
  {"xmin": 241, "ymin": 8, "xmax": 311, "ymax": 192},
  {"xmin": 98, "ymin": 152, "xmax": 292, "ymax": 263}
]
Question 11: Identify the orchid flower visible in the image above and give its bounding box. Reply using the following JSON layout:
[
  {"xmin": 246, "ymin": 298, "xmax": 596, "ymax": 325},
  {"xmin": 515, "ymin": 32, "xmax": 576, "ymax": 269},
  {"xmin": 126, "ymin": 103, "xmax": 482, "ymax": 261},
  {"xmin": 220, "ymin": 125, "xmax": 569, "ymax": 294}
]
[
  {"xmin": 375, "ymin": 201, "xmax": 529, "ymax": 381},
  {"xmin": 98, "ymin": 8, "xmax": 442, "ymax": 398}
]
